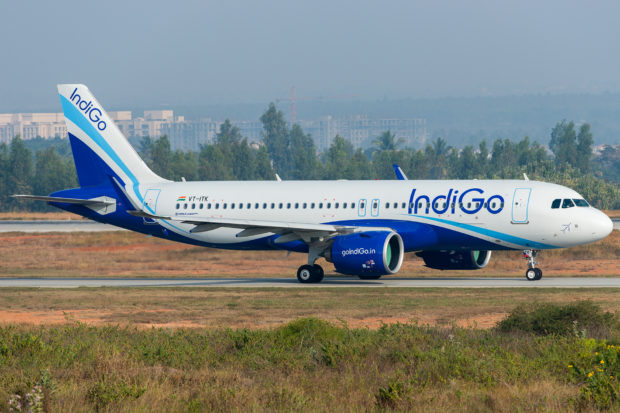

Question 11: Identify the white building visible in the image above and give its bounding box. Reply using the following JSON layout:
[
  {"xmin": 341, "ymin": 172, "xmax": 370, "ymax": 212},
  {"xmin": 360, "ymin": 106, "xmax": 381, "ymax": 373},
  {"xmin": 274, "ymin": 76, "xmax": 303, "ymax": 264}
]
[
  {"xmin": 0, "ymin": 113, "xmax": 66, "ymax": 143},
  {"xmin": 0, "ymin": 109, "xmax": 427, "ymax": 153}
]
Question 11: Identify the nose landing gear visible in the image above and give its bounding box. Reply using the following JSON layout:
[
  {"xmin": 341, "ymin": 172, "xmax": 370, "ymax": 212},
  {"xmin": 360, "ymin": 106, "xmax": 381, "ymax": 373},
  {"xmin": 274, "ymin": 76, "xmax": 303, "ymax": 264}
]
[{"xmin": 523, "ymin": 249, "xmax": 542, "ymax": 281}]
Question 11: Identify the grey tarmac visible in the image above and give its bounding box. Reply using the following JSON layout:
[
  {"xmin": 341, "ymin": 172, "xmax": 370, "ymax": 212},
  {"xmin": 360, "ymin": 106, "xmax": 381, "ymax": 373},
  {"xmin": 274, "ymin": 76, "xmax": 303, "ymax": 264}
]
[{"xmin": 1, "ymin": 277, "xmax": 620, "ymax": 288}]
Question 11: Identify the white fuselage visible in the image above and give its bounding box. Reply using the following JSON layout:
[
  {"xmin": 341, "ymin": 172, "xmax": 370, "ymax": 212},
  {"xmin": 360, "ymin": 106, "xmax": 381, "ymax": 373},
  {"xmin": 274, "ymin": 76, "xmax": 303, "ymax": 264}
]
[{"xmin": 137, "ymin": 179, "xmax": 613, "ymax": 251}]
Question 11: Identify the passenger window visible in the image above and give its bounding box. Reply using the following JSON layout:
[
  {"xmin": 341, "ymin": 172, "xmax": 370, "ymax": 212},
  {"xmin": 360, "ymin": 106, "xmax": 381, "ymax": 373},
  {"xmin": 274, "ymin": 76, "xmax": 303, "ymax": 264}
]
[
  {"xmin": 303, "ymin": 203, "xmax": 307, "ymax": 208},
  {"xmin": 287, "ymin": 203, "xmax": 291, "ymax": 209},
  {"xmin": 183, "ymin": 204, "xmax": 187, "ymax": 209},
  {"xmin": 311, "ymin": 203, "xmax": 315, "ymax": 209},
  {"xmin": 191, "ymin": 203, "xmax": 195, "ymax": 209},
  {"xmin": 270, "ymin": 203, "xmax": 275, "ymax": 209},
  {"xmin": 351, "ymin": 202, "xmax": 355, "ymax": 208},
  {"xmin": 279, "ymin": 203, "xmax": 283, "ymax": 209},
  {"xmin": 573, "ymin": 199, "xmax": 589, "ymax": 207},
  {"xmin": 255, "ymin": 203, "xmax": 259, "ymax": 209},
  {"xmin": 401, "ymin": 202, "xmax": 406, "ymax": 209},
  {"xmin": 175, "ymin": 203, "xmax": 179, "ymax": 209},
  {"xmin": 562, "ymin": 199, "xmax": 575, "ymax": 208},
  {"xmin": 551, "ymin": 199, "xmax": 561, "ymax": 209},
  {"xmin": 223, "ymin": 203, "xmax": 227, "ymax": 209},
  {"xmin": 295, "ymin": 203, "xmax": 299, "ymax": 209},
  {"xmin": 335, "ymin": 202, "xmax": 339, "ymax": 208},
  {"xmin": 231, "ymin": 203, "xmax": 235, "ymax": 209},
  {"xmin": 215, "ymin": 203, "xmax": 219, "ymax": 209},
  {"xmin": 327, "ymin": 203, "xmax": 331, "ymax": 209},
  {"xmin": 208, "ymin": 204, "xmax": 212, "ymax": 209},
  {"xmin": 394, "ymin": 202, "xmax": 398, "ymax": 208},
  {"xmin": 239, "ymin": 203, "xmax": 243, "ymax": 209},
  {"xmin": 319, "ymin": 203, "xmax": 323, "ymax": 208},
  {"xmin": 199, "ymin": 203, "xmax": 203, "ymax": 209},
  {"xmin": 385, "ymin": 203, "xmax": 390, "ymax": 209},
  {"xmin": 343, "ymin": 203, "xmax": 347, "ymax": 209},
  {"xmin": 247, "ymin": 203, "xmax": 251, "ymax": 209}
]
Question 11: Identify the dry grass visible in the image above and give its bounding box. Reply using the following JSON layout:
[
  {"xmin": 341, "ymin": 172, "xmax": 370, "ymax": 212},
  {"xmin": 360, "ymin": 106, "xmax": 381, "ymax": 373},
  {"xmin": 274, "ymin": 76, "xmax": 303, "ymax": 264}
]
[
  {"xmin": 0, "ymin": 287, "xmax": 619, "ymax": 330},
  {"xmin": 0, "ymin": 229, "xmax": 618, "ymax": 278}
]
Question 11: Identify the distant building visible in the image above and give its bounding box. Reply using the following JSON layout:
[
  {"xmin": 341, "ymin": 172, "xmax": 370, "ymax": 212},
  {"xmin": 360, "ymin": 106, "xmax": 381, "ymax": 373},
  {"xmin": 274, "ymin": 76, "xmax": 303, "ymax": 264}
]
[
  {"xmin": 0, "ymin": 109, "xmax": 427, "ymax": 152},
  {"xmin": 0, "ymin": 113, "xmax": 66, "ymax": 143},
  {"xmin": 298, "ymin": 115, "xmax": 427, "ymax": 151}
]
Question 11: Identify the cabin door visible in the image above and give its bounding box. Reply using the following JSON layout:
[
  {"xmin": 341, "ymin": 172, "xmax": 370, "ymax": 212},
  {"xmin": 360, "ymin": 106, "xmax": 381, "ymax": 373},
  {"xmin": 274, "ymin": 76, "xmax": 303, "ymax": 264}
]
[
  {"xmin": 511, "ymin": 188, "xmax": 531, "ymax": 224},
  {"xmin": 142, "ymin": 189, "xmax": 161, "ymax": 224}
]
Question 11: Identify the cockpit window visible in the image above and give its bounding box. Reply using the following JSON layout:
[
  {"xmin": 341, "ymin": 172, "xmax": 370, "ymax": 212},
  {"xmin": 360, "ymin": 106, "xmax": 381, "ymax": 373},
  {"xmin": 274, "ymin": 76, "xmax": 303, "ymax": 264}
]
[
  {"xmin": 562, "ymin": 199, "xmax": 575, "ymax": 208},
  {"xmin": 573, "ymin": 199, "xmax": 589, "ymax": 207},
  {"xmin": 551, "ymin": 199, "xmax": 561, "ymax": 209}
]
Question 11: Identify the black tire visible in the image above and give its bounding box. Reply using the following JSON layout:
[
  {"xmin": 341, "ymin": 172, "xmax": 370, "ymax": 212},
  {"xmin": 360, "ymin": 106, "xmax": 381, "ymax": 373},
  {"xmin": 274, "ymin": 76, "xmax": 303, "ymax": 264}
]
[
  {"xmin": 297, "ymin": 265, "xmax": 323, "ymax": 283},
  {"xmin": 534, "ymin": 268, "xmax": 543, "ymax": 281},
  {"xmin": 312, "ymin": 264, "xmax": 325, "ymax": 281},
  {"xmin": 312, "ymin": 264, "xmax": 325, "ymax": 282},
  {"xmin": 358, "ymin": 275, "xmax": 382, "ymax": 280},
  {"xmin": 525, "ymin": 268, "xmax": 537, "ymax": 281}
]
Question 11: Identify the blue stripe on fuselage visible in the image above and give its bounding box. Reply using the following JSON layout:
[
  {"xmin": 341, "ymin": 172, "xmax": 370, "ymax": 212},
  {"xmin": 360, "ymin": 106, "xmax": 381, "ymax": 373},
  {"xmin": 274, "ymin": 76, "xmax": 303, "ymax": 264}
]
[{"xmin": 406, "ymin": 214, "xmax": 558, "ymax": 249}]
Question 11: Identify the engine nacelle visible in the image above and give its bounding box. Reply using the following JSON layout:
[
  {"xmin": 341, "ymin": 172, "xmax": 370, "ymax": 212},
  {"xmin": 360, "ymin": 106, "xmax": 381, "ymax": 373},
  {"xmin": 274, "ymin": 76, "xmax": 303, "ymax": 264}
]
[
  {"xmin": 328, "ymin": 231, "xmax": 404, "ymax": 275},
  {"xmin": 416, "ymin": 250, "xmax": 492, "ymax": 270}
]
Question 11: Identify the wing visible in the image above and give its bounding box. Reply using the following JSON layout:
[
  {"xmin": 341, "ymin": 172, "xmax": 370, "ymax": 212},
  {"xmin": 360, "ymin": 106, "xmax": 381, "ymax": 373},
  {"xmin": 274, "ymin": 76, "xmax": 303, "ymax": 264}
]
[{"xmin": 128, "ymin": 210, "xmax": 389, "ymax": 244}]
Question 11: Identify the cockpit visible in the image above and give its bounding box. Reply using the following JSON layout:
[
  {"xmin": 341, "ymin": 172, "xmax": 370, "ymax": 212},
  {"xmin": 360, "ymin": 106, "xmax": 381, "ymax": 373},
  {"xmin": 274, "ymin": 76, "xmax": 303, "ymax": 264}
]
[{"xmin": 550, "ymin": 198, "xmax": 589, "ymax": 209}]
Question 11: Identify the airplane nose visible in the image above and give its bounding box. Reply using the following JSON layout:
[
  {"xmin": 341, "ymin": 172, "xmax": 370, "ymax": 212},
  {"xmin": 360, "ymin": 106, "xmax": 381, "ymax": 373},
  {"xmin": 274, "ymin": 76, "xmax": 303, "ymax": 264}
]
[{"xmin": 595, "ymin": 211, "xmax": 614, "ymax": 238}]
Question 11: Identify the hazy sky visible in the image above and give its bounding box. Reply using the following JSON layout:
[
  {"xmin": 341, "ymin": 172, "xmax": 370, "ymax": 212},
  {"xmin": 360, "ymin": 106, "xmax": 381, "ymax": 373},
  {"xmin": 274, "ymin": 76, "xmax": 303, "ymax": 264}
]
[{"xmin": 1, "ymin": 0, "xmax": 619, "ymax": 111}]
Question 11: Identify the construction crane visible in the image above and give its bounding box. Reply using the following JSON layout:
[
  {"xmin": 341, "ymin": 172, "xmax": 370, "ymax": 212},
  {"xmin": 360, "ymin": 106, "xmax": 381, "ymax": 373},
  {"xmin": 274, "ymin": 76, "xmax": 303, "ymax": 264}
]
[{"xmin": 276, "ymin": 86, "xmax": 359, "ymax": 125}]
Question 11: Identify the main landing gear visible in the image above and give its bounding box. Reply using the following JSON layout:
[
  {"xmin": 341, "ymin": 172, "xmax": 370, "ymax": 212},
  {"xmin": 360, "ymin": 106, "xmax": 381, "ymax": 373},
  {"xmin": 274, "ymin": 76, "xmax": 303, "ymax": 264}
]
[
  {"xmin": 523, "ymin": 249, "xmax": 543, "ymax": 281},
  {"xmin": 297, "ymin": 264, "xmax": 324, "ymax": 283}
]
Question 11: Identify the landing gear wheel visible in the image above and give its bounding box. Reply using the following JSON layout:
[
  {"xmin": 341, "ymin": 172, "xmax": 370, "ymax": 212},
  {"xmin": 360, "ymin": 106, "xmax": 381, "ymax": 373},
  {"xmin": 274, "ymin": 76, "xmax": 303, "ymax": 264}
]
[
  {"xmin": 534, "ymin": 268, "xmax": 543, "ymax": 281},
  {"xmin": 523, "ymin": 250, "xmax": 542, "ymax": 281},
  {"xmin": 525, "ymin": 268, "xmax": 543, "ymax": 281},
  {"xmin": 312, "ymin": 264, "xmax": 324, "ymax": 280},
  {"xmin": 297, "ymin": 264, "xmax": 324, "ymax": 283},
  {"xmin": 358, "ymin": 275, "xmax": 382, "ymax": 280}
]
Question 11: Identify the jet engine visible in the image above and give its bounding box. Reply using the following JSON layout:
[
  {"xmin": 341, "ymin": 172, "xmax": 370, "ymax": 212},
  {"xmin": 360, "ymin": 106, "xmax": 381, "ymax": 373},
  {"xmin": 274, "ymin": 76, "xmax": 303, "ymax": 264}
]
[
  {"xmin": 416, "ymin": 250, "xmax": 492, "ymax": 270},
  {"xmin": 326, "ymin": 231, "xmax": 404, "ymax": 276}
]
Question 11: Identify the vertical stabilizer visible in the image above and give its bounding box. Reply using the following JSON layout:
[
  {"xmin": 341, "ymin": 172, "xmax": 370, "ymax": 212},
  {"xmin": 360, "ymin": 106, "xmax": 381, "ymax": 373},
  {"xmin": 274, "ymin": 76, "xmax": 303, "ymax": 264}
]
[{"xmin": 57, "ymin": 84, "xmax": 166, "ymax": 201}]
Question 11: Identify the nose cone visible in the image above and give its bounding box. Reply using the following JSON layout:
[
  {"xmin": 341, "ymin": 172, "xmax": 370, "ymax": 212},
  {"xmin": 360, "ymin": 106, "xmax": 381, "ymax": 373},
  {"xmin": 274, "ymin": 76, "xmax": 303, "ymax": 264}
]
[{"xmin": 593, "ymin": 210, "xmax": 614, "ymax": 240}]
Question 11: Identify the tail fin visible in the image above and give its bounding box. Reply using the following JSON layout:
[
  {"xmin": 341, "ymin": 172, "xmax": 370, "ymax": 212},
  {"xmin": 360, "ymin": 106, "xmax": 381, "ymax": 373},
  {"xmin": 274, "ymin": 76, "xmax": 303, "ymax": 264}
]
[{"xmin": 57, "ymin": 84, "xmax": 165, "ymax": 192}]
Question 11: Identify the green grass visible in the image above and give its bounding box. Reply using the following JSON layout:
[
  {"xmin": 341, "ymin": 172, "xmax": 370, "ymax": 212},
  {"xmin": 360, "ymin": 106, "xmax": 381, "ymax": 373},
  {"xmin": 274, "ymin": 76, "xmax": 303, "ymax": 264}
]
[{"xmin": 2, "ymin": 304, "xmax": 620, "ymax": 412}]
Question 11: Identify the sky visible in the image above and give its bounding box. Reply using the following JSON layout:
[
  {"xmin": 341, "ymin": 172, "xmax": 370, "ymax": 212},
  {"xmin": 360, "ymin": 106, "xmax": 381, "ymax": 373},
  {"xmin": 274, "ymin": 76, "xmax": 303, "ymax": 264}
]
[{"xmin": 1, "ymin": 0, "xmax": 619, "ymax": 112}]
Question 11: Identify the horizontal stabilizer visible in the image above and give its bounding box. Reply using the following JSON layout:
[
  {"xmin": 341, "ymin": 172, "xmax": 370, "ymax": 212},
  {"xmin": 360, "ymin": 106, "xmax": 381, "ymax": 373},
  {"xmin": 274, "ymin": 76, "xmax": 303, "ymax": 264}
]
[
  {"xmin": 12, "ymin": 195, "xmax": 114, "ymax": 206},
  {"xmin": 13, "ymin": 194, "xmax": 117, "ymax": 215}
]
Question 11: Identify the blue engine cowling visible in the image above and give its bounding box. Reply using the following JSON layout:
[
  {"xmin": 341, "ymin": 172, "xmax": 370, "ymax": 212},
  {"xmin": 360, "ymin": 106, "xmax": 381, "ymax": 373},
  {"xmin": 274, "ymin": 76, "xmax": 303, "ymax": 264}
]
[
  {"xmin": 416, "ymin": 250, "xmax": 492, "ymax": 270},
  {"xmin": 328, "ymin": 231, "xmax": 404, "ymax": 275}
]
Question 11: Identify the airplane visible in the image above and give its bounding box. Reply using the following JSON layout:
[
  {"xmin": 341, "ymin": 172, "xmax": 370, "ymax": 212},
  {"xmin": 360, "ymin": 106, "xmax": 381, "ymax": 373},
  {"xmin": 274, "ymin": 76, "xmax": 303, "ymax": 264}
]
[{"xmin": 14, "ymin": 84, "xmax": 614, "ymax": 283}]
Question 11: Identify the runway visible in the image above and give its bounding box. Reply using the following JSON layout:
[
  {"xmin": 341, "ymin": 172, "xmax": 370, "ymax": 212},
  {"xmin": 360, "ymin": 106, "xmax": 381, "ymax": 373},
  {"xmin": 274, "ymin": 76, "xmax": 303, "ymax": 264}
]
[
  {"xmin": 0, "ymin": 220, "xmax": 122, "ymax": 232},
  {"xmin": 1, "ymin": 277, "xmax": 620, "ymax": 288}
]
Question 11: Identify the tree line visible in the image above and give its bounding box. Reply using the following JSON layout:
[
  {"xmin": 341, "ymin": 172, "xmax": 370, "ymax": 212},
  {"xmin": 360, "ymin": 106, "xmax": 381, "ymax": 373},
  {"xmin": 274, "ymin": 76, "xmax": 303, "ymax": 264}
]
[{"xmin": 1, "ymin": 103, "xmax": 619, "ymax": 211}]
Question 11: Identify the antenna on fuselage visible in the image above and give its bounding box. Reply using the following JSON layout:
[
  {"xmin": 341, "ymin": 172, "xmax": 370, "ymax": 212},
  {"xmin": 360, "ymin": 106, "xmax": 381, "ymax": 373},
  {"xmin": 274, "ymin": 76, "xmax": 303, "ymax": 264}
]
[{"xmin": 523, "ymin": 173, "xmax": 529, "ymax": 181}]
